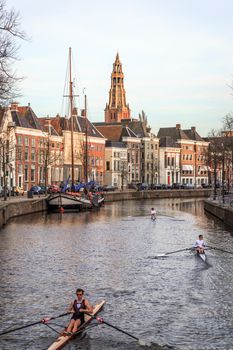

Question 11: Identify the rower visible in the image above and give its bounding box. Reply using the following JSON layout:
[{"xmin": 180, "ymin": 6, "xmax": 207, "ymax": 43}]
[
  {"xmin": 194, "ymin": 234, "xmax": 206, "ymax": 254},
  {"xmin": 66, "ymin": 288, "xmax": 93, "ymax": 334},
  {"xmin": 151, "ymin": 208, "xmax": 156, "ymax": 220}
]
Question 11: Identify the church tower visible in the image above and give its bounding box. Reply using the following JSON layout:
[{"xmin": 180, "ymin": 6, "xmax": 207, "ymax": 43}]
[{"xmin": 104, "ymin": 53, "xmax": 131, "ymax": 123}]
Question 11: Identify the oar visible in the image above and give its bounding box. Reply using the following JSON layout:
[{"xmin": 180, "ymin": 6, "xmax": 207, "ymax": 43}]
[
  {"xmin": 86, "ymin": 313, "xmax": 149, "ymax": 346},
  {"xmin": 0, "ymin": 312, "xmax": 70, "ymax": 336},
  {"xmin": 208, "ymin": 246, "xmax": 233, "ymax": 255},
  {"xmin": 153, "ymin": 247, "xmax": 192, "ymax": 258}
]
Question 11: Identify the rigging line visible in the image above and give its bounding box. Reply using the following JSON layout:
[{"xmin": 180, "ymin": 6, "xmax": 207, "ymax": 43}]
[{"xmin": 61, "ymin": 53, "xmax": 70, "ymax": 118}]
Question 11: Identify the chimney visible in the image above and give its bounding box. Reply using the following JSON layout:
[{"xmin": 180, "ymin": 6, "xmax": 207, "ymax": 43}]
[
  {"xmin": 176, "ymin": 123, "xmax": 181, "ymax": 129},
  {"xmin": 10, "ymin": 102, "xmax": 19, "ymax": 111},
  {"xmin": 191, "ymin": 126, "xmax": 196, "ymax": 132}
]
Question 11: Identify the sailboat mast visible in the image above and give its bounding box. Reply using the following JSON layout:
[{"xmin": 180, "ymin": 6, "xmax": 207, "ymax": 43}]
[
  {"xmin": 69, "ymin": 47, "xmax": 75, "ymax": 189},
  {"xmin": 84, "ymin": 94, "xmax": 88, "ymax": 183}
]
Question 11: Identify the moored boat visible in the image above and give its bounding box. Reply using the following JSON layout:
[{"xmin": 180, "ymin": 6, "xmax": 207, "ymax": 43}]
[
  {"xmin": 47, "ymin": 300, "xmax": 105, "ymax": 350},
  {"xmin": 47, "ymin": 192, "xmax": 85, "ymax": 211}
]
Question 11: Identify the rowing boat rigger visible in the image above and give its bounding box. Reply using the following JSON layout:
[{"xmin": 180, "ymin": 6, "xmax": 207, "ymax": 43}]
[{"xmin": 48, "ymin": 300, "xmax": 105, "ymax": 350}]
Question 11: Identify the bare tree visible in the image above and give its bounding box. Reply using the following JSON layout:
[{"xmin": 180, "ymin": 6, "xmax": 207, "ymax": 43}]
[
  {"xmin": 0, "ymin": 0, "xmax": 26, "ymax": 103},
  {"xmin": 207, "ymin": 129, "xmax": 223, "ymax": 200},
  {"xmin": 222, "ymin": 113, "xmax": 233, "ymax": 193},
  {"xmin": 39, "ymin": 135, "xmax": 63, "ymax": 193}
]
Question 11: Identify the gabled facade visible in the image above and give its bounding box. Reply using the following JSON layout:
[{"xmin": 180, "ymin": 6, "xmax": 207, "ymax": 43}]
[
  {"xmin": 104, "ymin": 53, "xmax": 131, "ymax": 123},
  {"xmin": 94, "ymin": 122, "xmax": 141, "ymax": 185},
  {"xmin": 0, "ymin": 106, "xmax": 16, "ymax": 193},
  {"xmin": 121, "ymin": 118, "xmax": 159, "ymax": 185},
  {"xmin": 0, "ymin": 103, "xmax": 64, "ymax": 192},
  {"xmin": 105, "ymin": 141, "xmax": 127, "ymax": 189},
  {"xmin": 10, "ymin": 102, "xmax": 63, "ymax": 190},
  {"xmin": 158, "ymin": 124, "xmax": 209, "ymax": 186},
  {"xmin": 47, "ymin": 112, "xmax": 106, "ymax": 185},
  {"xmin": 159, "ymin": 136, "xmax": 180, "ymax": 185}
]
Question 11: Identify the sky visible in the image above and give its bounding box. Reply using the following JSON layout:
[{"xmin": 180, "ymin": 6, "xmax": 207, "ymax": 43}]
[{"xmin": 7, "ymin": 0, "xmax": 233, "ymax": 137}]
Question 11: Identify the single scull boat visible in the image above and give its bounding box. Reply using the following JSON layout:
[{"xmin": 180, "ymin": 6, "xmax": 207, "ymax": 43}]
[
  {"xmin": 196, "ymin": 251, "xmax": 206, "ymax": 262},
  {"xmin": 48, "ymin": 300, "xmax": 105, "ymax": 350}
]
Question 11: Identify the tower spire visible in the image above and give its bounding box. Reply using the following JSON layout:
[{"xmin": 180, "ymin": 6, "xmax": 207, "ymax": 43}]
[{"xmin": 104, "ymin": 53, "xmax": 130, "ymax": 123}]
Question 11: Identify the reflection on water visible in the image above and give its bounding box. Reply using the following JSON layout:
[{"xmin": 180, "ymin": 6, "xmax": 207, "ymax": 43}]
[{"xmin": 0, "ymin": 198, "xmax": 233, "ymax": 350}]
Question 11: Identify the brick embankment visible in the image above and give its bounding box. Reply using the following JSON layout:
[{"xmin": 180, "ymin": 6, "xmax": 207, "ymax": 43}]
[
  {"xmin": 204, "ymin": 199, "xmax": 233, "ymax": 228},
  {"xmin": 0, "ymin": 196, "xmax": 47, "ymax": 228}
]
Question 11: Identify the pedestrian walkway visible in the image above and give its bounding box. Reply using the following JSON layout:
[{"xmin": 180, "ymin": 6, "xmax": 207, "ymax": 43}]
[{"xmin": 0, "ymin": 194, "xmax": 47, "ymax": 206}]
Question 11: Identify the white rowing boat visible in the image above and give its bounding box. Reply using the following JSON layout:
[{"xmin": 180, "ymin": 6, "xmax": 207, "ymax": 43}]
[
  {"xmin": 48, "ymin": 300, "xmax": 105, "ymax": 350},
  {"xmin": 196, "ymin": 251, "xmax": 206, "ymax": 262}
]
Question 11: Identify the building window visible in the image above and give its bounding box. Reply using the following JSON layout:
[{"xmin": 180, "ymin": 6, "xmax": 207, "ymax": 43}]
[
  {"xmin": 25, "ymin": 137, "xmax": 29, "ymax": 146},
  {"xmin": 17, "ymin": 147, "xmax": 22, "ymax": 160},
  {"xmin": 24, "ymin": 165, "xmax": 28, "ymax": 182},
  {"xmin": 17, "ymin": 135, "xmax": 22, "ymax": 145},
  {"xmin": 106, "ymin": 161, "xmax": 110, "ymax": 171},
  {"xmin": 31, "ymin": 148, "xmax": 36, "ymax": 162},
  {"xmin": 25, "ymin": 148, "xmax": 29, "ymax": 161},
  {"xmin": 18, "ymin": 164, "xmax": 23, "ymax": 174},
  {"xmin": 31, "ymin": 165, "xmax": 35, "ymax": 182},
  {"xmin": 31, "ymin": 138, "xmax": 35, "ymax": 147}
]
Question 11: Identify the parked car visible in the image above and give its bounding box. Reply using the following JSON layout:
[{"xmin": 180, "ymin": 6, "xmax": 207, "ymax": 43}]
[
  {"xmin": 150, "ymin": 183, "xmax": 162, "ymax": 190},
  {"xmin": 103, "ymin": 185, "xmax": 117, "ymax": 192},
  {"xmin": 136, "ymin": 183, "xmax": 149, "ymax": 191},
  {"xmin": 201, "ymin": 183, "xmax": 211, "ymax": 188},
  {"xmin": 29, "ymin": 185, "xmax": 43, "ymax": 195},
  {"xmin": 40, "ymin": 185, "xmax": 49, "ymax": 193},
  {"xmin": 182, "ymin": 183, "xmax": 194, "ymax": 189},
  {"xmin": 161, "ymin": 184, "xmax": 172, "ymax": 190},
  {"xmin": 171, "ymin": 183, "xmax": 182, "ymax": 189}
]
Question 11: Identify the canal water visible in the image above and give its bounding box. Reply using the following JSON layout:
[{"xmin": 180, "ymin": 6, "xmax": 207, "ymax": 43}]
[{"xmin": 0, "ymin": 198, "xmax": 233, "ymax": 350}]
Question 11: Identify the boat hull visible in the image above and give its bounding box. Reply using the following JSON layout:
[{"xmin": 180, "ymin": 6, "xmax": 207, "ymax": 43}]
[
  {"xmin": 197, "ymin": 252, "xmax": 206, "ymax": 262},
  {"xmin": 47, "ymin": 193, "xmax": 91, "ymax": 211},
  {"xmin": 48, "ymin": 300, "xmax": 105, "ymax": 350}
]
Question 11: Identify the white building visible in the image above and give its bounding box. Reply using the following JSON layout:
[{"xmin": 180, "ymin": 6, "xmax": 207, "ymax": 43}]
[{"xmin": 104, "ymin": 141, "xmax": 128, "ymax": 189}]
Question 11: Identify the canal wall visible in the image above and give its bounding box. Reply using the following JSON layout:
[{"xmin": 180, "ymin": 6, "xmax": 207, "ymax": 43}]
[
  {"xmin": 0, "ymin": 189, "xmax": 212, "ymax": 228},
  {"xmin": 0, "ymin": 197, "xmax": 47, "ymax": 228},
  {"xmin": 204, "ymin": 199, "xmax": 233, "ymax": 228},
  {"xmin": 103, "ymin": 189, "xmax": 212, "ymax": 202}
]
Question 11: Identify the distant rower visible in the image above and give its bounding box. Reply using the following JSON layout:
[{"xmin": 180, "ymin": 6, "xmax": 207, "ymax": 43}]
[
  {"xmin": 151, "ymin": 208, "xmax": 156, "ymax": 220},
  {"xmin": 194, "ymin": 234, "xmax": 206, "ymax": 254}
]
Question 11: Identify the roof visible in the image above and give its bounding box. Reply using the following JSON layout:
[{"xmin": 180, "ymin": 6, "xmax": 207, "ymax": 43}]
[
  {"xmin": 183, "ymin": 128, "xmax": 204, "ymax": 142},
  {"xmin": 38, "ymin": 118, "xmax": 60, "ymax": 136},
  {"xmin": 159, "ymin": 136, "xmax": 180, "ymax": 148},
  {"xmin": 122, "ymin": 119, "xmax": 150, "ymax": 137},
  {"xmin": 45, "ymin": 115, "xmax": 105, "ymax": 139},
  {"xmin": 94, "ymin": 122, "xmax": 139, "ymax": 142},
  {"xmin": 157, "ymin": 126, "xmax": 189, "ymax": 140},
  {"xmin": 11, "ymin": 106, "xmax": 43, "ymax": 130},
  {"xmin": 105, "ymin": 141, "xmax": 126, "ymax": 148}
]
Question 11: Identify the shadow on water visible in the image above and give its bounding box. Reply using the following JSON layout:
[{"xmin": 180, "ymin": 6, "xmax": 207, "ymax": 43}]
[{"xmin": 0, "ymin": 198, "xmax": 233, "ymax": 349}]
